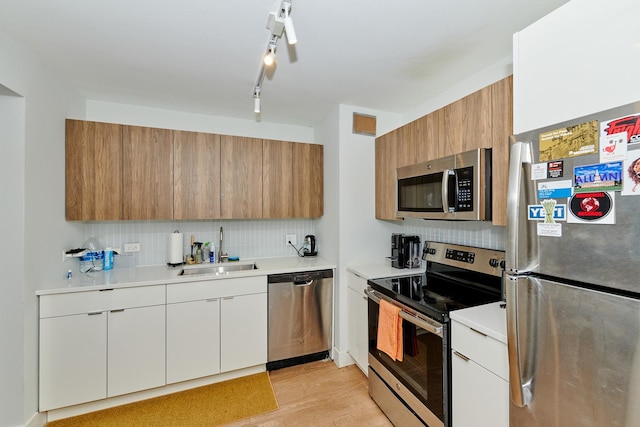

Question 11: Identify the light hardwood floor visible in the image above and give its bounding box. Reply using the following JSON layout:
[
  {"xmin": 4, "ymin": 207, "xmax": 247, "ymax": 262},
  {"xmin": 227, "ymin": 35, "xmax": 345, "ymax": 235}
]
[{"xmin": 224, "ymin": 360, "xmax": 394, "ymax": 427}]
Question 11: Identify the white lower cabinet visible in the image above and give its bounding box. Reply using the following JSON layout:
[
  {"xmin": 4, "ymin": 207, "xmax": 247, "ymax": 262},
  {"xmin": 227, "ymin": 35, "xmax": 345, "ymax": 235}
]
[
  {"xmin": 346, "ymin": 272, "xmax": 369, "ymax": 374},
  {"xmin": 451, "ymin": 318, "xmax": 508, "ymax": 427},
  {"xmin": 220, "ymin": 292, "xmax": 267, "ymax": 372},
  {"xmin": 166, "ymin": 299, "xmax": 221, "ymax": 384},
  {"xmin": 39, "ymin": 312, "xmax": 108, "ymax": 410},
  {"xmin": 39, "ymin": 286, "xmax": 166, "ymax": 411},
  {"xmin": 39, "ymin": 276, "xmax": 269, "ymax": 411},
  {"xmin": 107, "ymin": 305, "xmax": 166, "ymax": 396}
]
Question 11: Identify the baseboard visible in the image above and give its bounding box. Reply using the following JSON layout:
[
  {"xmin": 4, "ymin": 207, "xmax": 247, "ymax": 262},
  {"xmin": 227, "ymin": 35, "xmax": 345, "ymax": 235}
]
[
  {"xmin": 45, "ymin": 365, "xmax": 265, "ymax": 422},
  {"xmin": 25, "ymin": 411, "xmax": 46, "ymax": 427},
  {"xmin": 332, "ymin": 346, "xmax": 355, "ymax": 368}
]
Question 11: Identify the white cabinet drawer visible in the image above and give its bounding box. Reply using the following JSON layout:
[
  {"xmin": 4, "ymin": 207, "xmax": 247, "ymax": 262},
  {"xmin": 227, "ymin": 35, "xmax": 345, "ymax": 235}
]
[
  {"xmin": 451, "ymin": 319, "xmax": 508, "ymax": 381},
  {"xmin": 346, "ymin": 272, "xmax": 367, "ymax": 294},
  {"xmin": 40, "ymin": 285, "xmax": 166, "ymax": 318},
  {"xmin": 167, "ymin": 276, "xmax": 267, "ymax": 304}
]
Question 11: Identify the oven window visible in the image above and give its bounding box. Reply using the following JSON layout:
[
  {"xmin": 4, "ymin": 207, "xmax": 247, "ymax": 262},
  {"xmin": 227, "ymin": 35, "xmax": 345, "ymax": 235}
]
[
  {"xmin": 397, "ymin": 173, "xmax": 444, "ymax": 212},
  {"xmin": 368, "ymin": 298, "xmax": 444, "ymax": 422}
]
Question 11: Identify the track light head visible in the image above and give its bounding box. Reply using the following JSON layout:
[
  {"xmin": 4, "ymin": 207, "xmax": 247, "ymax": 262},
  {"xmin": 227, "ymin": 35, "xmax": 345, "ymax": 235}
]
[{"xmin": 264, "ymin": 48, "xmax": 276, "ymax": 66}]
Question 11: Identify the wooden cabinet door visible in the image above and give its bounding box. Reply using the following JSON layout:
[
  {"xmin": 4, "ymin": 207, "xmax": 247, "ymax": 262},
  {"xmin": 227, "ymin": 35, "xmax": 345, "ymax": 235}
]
[
  {"xmin": 490, "ymin": 76, "xmax": 513, "ymax": 226},
  {"xmin": 415, "ymin": 110, "xmax": 441, "ymax": 163},
  {"xmin": 440, "ymin": 86, "xmax": 492, "ymax": 156},
  {"xmin": 122, "ymin": 126, "xmax": 174, "ymax": 220},
  {"xmin": 220, "ymin": 135, "xmax": 263, "ymax": 218},
  {"xmin": 65, "ymin": 119, "xmax": 122, "ymax": 220},
  {"xmin": 375, "ymin": 128, "xmax": 400, "ymax": 220},
  {"xmin": 174, "ymin": 131, "xmax": 221, "ymax": 219},
  {"xmin": 292, "ymin": 142, "xmax": 323, "ymax": 218},
  {"xmin": 263, "ymin": 139, "xmax": 293, "ymax": 218}
]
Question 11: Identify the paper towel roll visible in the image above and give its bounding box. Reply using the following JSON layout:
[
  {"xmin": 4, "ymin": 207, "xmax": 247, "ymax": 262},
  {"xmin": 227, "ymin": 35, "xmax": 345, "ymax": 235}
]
[{"xmin": 167, "ymin": 232, "xmax": 184, "ymax": 265}]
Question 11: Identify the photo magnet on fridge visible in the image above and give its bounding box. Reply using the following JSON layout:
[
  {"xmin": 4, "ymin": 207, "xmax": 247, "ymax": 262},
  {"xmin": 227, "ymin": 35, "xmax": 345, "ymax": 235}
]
[
  {"xmin": 539, "ymin": 120, "xmax": 598, "ymax": 161},
  {"xmin": 573, "ymin": 162, "xmax": 623, "ymax": 193}
]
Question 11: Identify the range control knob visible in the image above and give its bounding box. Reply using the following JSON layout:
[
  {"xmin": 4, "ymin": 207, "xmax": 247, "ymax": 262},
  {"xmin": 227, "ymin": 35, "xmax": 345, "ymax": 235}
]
[
  {"xmin": 500, "ymin": 260, "xmax": 506, "ymax": 269},
  {"xmin": 489, "ymin": 258, "xmax": 500, "ymax": 268},
  {"xmin": 427, "ymin": 248, "xmax": 437, "ymax": 255}
]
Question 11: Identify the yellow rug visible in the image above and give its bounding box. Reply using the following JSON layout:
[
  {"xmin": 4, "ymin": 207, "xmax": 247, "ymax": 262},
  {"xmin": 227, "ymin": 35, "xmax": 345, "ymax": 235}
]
[{"xmin": 46, "ymin": 372, "xmax": 278, "ymax": 427}]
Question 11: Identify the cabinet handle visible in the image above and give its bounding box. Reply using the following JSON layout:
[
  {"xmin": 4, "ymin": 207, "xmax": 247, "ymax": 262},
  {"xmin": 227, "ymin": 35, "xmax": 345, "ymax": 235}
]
[
  {"xmin": 453, "ymin": 350, "xmax": 470, "ymax": 362},
  {"xmin": 88, "ymin": 311, "xmax": 103, "ymax": 316},
  {"xmin": 470, "ymin": 327, "xmax": 487, "ymax": 337},
  {"xmin": 206, "ymin": 298, "xmax": 219, "ymax": 302},
  {"xmin": 222, "ymin": 296, "xmax": 234, "ymax": 300},
  {"xmin": 99, "ymin": 288, "xmax": 114, "ymax": 292},
  {"xmin": 110, "ymin": 309, "xmax": 125, "ymax": 313}
]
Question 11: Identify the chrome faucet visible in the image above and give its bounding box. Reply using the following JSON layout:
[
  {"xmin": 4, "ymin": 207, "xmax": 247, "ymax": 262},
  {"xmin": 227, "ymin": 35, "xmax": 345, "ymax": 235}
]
[{"xmin": 218, "ymin": 226, "xmax": 228, "ymax": 262}]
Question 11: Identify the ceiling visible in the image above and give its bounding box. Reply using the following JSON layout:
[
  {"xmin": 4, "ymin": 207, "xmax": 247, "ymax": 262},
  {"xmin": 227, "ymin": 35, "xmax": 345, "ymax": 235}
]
[{"xmin": 0, "ymin": 0, "xmax": 568, "ymax": 127}]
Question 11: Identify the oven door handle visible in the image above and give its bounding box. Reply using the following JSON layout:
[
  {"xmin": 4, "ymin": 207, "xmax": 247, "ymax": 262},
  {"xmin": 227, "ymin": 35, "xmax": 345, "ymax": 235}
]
[{"xmin": 365, "ymin": 288, "xmax": 443, "ymax": 337}]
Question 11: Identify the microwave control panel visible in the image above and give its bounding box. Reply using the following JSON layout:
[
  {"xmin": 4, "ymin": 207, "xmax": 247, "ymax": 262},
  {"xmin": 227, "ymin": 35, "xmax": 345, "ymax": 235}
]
[{"xmin": 454, "ymin": 166, "xmax": 474, "ymax": 211}]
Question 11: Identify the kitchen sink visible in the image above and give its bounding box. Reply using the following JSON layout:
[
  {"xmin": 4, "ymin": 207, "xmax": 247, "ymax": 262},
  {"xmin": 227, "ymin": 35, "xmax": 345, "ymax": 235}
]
[{"xmin": 178, "ymin": 263, "xmax": 258, "ymax": 276}]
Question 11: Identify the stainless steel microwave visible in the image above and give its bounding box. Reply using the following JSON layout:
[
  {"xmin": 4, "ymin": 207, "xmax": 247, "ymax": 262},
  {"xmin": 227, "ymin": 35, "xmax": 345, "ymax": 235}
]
[{"xmin": 396, "ymin": 148, "xmax": 491, "ymax": 220}]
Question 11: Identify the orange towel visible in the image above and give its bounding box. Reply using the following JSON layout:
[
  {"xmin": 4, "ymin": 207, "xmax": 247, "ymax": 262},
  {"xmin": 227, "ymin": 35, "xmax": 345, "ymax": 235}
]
[{"xmin": 377, "ymin": 299, "xmax": 403, "ymax": 362}]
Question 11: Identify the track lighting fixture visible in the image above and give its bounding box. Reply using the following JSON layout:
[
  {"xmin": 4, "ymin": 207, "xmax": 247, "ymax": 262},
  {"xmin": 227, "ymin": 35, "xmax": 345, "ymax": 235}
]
[{"xmin": 251, "ymin": 0, "xmax": 297, "ymax": 114}]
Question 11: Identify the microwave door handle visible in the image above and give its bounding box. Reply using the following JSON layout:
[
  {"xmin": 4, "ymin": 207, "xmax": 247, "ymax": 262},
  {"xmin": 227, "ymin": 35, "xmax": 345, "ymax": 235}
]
[{"xmin": 441, "ymin": 169, "xmax": 450, "ymax": 213}]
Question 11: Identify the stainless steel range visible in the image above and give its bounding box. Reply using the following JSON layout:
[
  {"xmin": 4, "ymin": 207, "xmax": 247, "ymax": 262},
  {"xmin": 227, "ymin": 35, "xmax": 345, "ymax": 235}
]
[{"xmin": 366, "ymin": 241, "xmax": 505, "ymax": 427}]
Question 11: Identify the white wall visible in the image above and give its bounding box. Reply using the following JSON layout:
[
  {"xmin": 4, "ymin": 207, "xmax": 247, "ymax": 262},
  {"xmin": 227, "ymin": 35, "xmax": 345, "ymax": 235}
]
[
  {"xmin": 85, "ymin": 101, "xmax": 314, "ymax": 142},
  {"xmin": 513, "ymin": 0, "xmax": 640, "ymax": 133},
  {"xmin": 0, "ymin": 86, "xmax": 26, "ymax": 427},
  {"xmin": 0, "ymin": 30, "xmax": 86, "ymax": 427}
]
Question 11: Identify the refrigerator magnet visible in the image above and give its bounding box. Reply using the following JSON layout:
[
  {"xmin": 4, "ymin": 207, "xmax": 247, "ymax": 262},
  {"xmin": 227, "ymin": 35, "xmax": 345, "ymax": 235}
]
[
  {"xmin": 600, "ymin": 113, "xmax": 640, "ymax": 145},
  {"xmin": 599, "ymin": 131, "xmax": 627, "ymax": 163},
  {"xmin": 537, "ymin": 180, "xmax": 572, "ymax": 199},
  {"xmin": 528, "ymin": 202, "xmax": 566, "ymax": 222},
  {"xmin": 573, "ymin": 162, "xmax": 623, "ymax": 193},
  {"xmin": 567, "ymin": 191, "xmax": 615, "ymax": 224},
  {"xmin": 622, "ymin": 149, "xmax": 640, "ymax": 196},
  {"xmin": 537, "ymin": 222, "xmax": 562, "ymax": 237},
  {"xmin": 539, "ymin": 121, "xmax": 598, "ymax": 162}
]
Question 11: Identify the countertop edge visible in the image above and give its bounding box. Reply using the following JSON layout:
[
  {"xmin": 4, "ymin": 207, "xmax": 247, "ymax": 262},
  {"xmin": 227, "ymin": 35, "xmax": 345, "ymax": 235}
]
[
  {"xmin": 450, "ymin": 301, "xmax": 507, "ymax": 344},
  {"xmin": 38, "ymin": 256, "xmax": 336, "ymax": 296}
]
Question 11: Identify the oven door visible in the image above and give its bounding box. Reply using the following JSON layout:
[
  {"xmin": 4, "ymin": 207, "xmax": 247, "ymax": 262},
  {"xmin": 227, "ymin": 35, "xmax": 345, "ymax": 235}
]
[{"xmin": 366, "ymin": 288, "xmax": 447, "ymax": 427}]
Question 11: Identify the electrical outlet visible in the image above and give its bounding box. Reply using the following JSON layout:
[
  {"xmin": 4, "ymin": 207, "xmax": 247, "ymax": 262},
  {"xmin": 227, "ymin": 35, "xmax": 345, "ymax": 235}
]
[
  {"xmin": 124, "ymin": 243, "xmax": 141, "ymax": 253},
  {"xmin": 286, "ymin": 234, "xmax": 297, "ymax": 246}
]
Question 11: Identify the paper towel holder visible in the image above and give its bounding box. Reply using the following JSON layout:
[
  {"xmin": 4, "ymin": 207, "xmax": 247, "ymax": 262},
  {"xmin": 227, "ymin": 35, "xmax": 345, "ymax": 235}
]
[{"xmin": 167, "ymin": 230, "xmax": 185, "ymax": 267}]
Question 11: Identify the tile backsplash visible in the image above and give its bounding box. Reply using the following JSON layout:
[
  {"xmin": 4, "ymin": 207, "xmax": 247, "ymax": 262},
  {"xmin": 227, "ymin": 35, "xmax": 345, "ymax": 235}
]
[
  {"xmin": 84, "ymin": 219, "xmax": 316, "ymax": 267},
  {"xmin": 401, "ymin": 218, "xmax": 506, "ymax": 251}
]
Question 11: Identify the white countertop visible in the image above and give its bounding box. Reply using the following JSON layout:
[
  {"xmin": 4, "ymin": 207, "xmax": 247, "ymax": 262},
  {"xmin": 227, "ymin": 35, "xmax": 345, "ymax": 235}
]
[
  {"xmin": 450, "ymin": 301, "xmax": 507, "ymax": 344},
  {"xmin": 38, "ymin": 256, "xmax": 336, "ymax": 295},
  {"xmin": 346, "ymin": 261, "xmax": 425, "ymax": 280}
]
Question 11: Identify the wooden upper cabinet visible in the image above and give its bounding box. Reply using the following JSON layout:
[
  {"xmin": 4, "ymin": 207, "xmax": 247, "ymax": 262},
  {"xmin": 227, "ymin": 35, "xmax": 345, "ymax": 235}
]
[
  {"xmin": 415, "ymin": 110, "xmax": 441, "ymax": 163},
  {"xmin": 122, "ymin": 126, "xmax": 174, "ymax": 220},
  {"xmin": 375, "ymin": 128, "xmax": 401, "ymax": 220},
  {"xmin": 263, "ymin": 139, "xmax": 293, "ymax": 218},
  {"xmin": 220, "ymin": 135, "xmax": 263, "ymax": 219},
  {"xmin": 440, "ymin": 86, "xmax": 492, "ymax": 156},
  {"xmin": 66, "ymin": 119, "xmax": 123, "ymax": 221},
  {"xmin": 173, "ymin": 131, "xmax": 221, "ymax": 220},
  {"xmin": 292, "ymin": 142, "xmax": 323, "ymax": 218},
  {"xmin": 490, "ymin": 76, "xmax": 514, "ymax": 226}
]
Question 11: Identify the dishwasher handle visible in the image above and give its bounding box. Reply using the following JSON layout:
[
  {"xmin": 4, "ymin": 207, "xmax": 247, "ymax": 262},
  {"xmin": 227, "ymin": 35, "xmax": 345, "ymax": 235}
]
[{"xmin": 268, "ymin": 269, "xmax": 333, "ymax": 284}]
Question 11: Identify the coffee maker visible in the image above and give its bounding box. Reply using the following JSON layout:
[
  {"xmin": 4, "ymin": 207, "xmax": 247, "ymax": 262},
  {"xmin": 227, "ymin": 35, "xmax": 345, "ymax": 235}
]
[{"xmin": 390, "ymin": 234, "xmax": 421, "ymax": 269}]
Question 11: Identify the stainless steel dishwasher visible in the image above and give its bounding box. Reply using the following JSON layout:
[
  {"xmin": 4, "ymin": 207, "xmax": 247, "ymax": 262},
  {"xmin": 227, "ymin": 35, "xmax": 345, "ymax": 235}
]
[{"xmin": 267, "ymin": 269, "xmax": 333, "ymax": 370}]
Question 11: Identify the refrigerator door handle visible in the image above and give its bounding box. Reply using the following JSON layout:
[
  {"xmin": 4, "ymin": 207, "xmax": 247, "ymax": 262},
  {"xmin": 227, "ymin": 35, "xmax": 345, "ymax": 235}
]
[
  {"xmin": 506, "ymin": 275, "xmax": 533, "ymax": 407},
  {"xmin": 506, "ymin": 138, "xmax": 538, "ymax": 274}
]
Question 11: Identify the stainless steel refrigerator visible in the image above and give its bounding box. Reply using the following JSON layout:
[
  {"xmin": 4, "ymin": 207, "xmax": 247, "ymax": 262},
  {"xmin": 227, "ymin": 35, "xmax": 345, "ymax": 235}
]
[{"xmin": 506, "ymin": 101, "xmax": 640, "ymax": 426}]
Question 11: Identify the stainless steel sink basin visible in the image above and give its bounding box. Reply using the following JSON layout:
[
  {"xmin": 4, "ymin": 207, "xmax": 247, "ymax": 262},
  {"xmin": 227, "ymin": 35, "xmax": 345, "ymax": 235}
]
[{"xmin": 178, "ymin": 263, "xmax": 258, "ymax": 276}]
